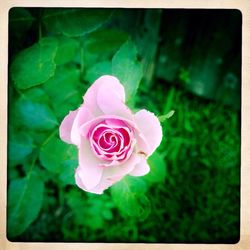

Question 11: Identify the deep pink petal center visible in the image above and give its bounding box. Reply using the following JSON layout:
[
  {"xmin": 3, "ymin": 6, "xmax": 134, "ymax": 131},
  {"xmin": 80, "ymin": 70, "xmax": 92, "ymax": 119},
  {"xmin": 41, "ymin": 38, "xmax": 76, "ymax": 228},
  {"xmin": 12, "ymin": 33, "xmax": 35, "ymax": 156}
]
[{"xmin": 88, "ymin": 118, "xmax": 134, "ymax": 164}]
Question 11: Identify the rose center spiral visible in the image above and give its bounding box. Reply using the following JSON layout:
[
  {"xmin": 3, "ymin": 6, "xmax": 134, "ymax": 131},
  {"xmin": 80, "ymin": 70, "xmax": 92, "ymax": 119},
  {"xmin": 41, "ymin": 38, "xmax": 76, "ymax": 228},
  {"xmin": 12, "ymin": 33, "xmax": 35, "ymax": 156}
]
[{"xmin": 88, "ymin": 119, "xmax": 134, "ymax": 163}]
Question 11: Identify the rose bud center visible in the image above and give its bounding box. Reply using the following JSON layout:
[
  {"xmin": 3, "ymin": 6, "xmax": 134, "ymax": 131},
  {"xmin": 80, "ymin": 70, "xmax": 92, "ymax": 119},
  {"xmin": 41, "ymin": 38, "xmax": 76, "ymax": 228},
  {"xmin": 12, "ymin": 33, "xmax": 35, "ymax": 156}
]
[{"xmin": 88, "ymin": 118, "xmax": 134, "ymax": 163}]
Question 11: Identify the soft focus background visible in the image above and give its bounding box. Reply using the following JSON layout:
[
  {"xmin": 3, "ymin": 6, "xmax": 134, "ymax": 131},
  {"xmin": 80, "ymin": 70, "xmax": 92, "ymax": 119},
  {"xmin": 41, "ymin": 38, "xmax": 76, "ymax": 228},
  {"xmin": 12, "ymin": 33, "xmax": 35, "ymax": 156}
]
[{"xmin": 7, "ymin": 8, "xmax": 241, "ymax": 243}]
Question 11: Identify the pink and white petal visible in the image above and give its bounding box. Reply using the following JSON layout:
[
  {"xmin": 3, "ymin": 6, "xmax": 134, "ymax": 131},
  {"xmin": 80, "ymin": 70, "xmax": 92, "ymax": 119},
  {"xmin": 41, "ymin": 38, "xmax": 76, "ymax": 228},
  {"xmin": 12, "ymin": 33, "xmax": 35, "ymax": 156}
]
[
  {"xmin": 76, "ymin": 139, "xmax": 104, "ymax": 190},
  {"xmin": 83, "ymin": 75, "xmax": 125, "ymax": 116},
  {"xmin": 75, "ymin": 169, "xmax": 122, "ymax": 194},
  {"xmin": 89, "ymin": 176, "xmax": 123, "ymax": 194},
  {"xmin": 70, "ymin": 106, "xmax": 94, "ymax": 146},
  {"xmin": 79, "ymin": 118, "xmax": 96, "ymax": 138},
  {"xmin": 104, "ymin": 153, "xmax": 141, "ymax": 178},
  {"xmin": 134, "ymin": 132, "xmax": 151, "ymax": 156},
  {"xmin": 134, "ymin": 109, "xmax": 163, "ymax": 156},
  {"xmin": 79, "ymin": 115, "xmax": 137, "ymax": 139},
  {"xmin": 75, "ymin": 171, "xmax": 88, "ymax": 191},
  {"xmin": 105, "ymin": 118, "xmax": 127, "ymax": 127},
  {"xmin": 96, "ymin": 81, "xmax": 133, "ymax": 120},
  {"xmin": 129, "ymin": 156, "xmax": 150, "ymax": 176},
  {"xmin": 59, "ymin": 110, "xmax": 78, "ymax": 144},
  {"xmin": 103, "ymin": 116, "xmax": 137, "ymax": 129}
]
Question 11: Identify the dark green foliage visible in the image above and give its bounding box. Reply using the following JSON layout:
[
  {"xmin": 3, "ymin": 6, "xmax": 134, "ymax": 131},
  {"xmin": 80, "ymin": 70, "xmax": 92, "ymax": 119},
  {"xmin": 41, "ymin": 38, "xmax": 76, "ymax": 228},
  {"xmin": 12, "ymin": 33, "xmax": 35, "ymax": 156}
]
[
  {"xmin": 143, "ymin": 152, "xmax": 167, "ymax": 185},
  {"xmin": 42, "ymin": 65, "xmax": 82, "ymax": 119},
  {"xmin": 8, "ymin": 7, "xmax": 240, "ymax": 243},
  {"xmin": 9, "ymin": 8, "xmax": 34, "ymax": 32},
  {"xmin": 9, "ymin": 8, "xmax": 35, "ymax": 53},
  {"xmin": 8, "ymin": 131, "xmax": 35, "ymax": 165},
  {"xmin": 39, "ymin": 135, "xmax": 77, "ymax": 173},
  {"xmin": 54, "ymin": 36, "xmax": 79, "ymax": 65},
  {"xmin": 111, "ymin": 176, "xmax": 150, "ymax": 220},
  {"xmin": 59, "ymin": 159, "xmax": 78, "ymax": 186},
  {"xmin": 84, "ymin": 60, "xmax": 112, "ymax": 83},
  {"xmin": 112, "ymin": 39, "xmax": 143, "ymax": 104},
  {"xmin": 14, "ymin": 98, "xmax": 58, "ymax": 130},
  {"xmin": 7, "ymin": 171, "xmax": 44, "ymax": 238},
  {"xmin": 10, "ymin": 38, "xmax": 58, "ymax": 89},
  {"xmin": 85, "ymin": 29, "xmax": 129, "ymax": 55},
  {"xmin": 156, "ymin": 10, "xmax": 241, "ymax": 109},
  {"xmin": 42, "ymin": 9, "xmax": 113, "ymax": 37}
]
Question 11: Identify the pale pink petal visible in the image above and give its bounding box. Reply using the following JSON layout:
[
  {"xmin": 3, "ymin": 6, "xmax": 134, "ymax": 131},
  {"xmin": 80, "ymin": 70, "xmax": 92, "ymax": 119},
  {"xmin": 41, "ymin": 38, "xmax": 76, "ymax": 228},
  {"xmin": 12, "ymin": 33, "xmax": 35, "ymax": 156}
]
[
  {"xmin": 70, "ymin": 106, "xmax": 94, "ymax": 146},
  {"xmin": 104, "ymin": 153, "xmax": 141, "ymax": 178},
  {"xmin": 75, "ymin": 172, "xmax": 89, "ymax": 191},
  {"xmin": 105, "ymin": 118, "xmax": 127, "ymax": 127},
  {"xmin": 129, "ymin": 156, "xmax": 150, "ymax": 176},
  {"xmin": 134, "ymin": 109, "xmax": 163, "ymax": 156},
  {"xmin": 79, "ymin": 115, "xmax": 137, "ymax": 138},
  {"xmin": 88, "ymin": 153, "xmax": 142, "ymax": 194},
  {"xmin": 90, "ymin": 176, "xmax": 123, "ymax": 194},
  {"xmin": 134, "ymin": 132, "xmax": 151, "ymax": 156},
  {"xmin": 76, "ymin": 139, "xmax": 103, "ymax": 190},
  {"xmin": 91, "ymin": 176, "xmax": 123, "ymax": 194},
  {"xmin": 83, "ymin": 75, "xmax": 125, "ymax": 116},
  {"xmin": 59, "ymin": 110, "xmax": 78, "ymax": 144},
  {"xmin": 75, "ymin": 172, "xmax": 123, "ymax": 194},
  {"xmin": 96, "ymin": 81, "xmax": 133, "ymax": 120}
]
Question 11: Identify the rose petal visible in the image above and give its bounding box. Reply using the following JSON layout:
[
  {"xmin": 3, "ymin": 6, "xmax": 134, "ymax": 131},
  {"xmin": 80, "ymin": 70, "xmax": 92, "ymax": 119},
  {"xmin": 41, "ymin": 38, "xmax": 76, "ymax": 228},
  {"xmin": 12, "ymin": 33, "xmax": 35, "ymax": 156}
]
[
  {"xmin": 105, "ymin": 118, "xmax": 127, "ymax": 127},
  {"xmin": 96, "ymin": 82, "xmax": 133, "ymax": 120},
  {"xmin": 75, "ymin": 173, "xmax": 122, "ymax": 194},
  {"xmin": 59, "ymin": 110, "xmax": 78, "ymax": 144},
  {"xmin": 134, "ymin": 132, "xmax": 151, "ymax": 156},
  {"xmin": 104, "ymin": 152, "xmax": 141, "ymax": 177},
  {"xmin": 76, "ymin": 139, "xmax": 103, "ymax": 190},
  {"xmin": 91, "ymin": 175, "xmax": 123, "ymax": 194},
  {"xmin": 129, "ymin": 156, "xmax": 150, "ymax": 176},
  {"xmin": 80, "ymin": 115, "xmax": 137, "ymax": 138},
  {"xmin": 83, "ymin": 75, "xmax": 126, "ymax": 116},
  {"xmin": 134, "ymin": 109, "xmax": 162, "ymax": 156},
  {"xmin": 70, "ymin": 106, "xmax": 93, "ymax": 146},
  {"xmin": 75, "ymin": 152, "xmax": 142, "ymax": 194}
]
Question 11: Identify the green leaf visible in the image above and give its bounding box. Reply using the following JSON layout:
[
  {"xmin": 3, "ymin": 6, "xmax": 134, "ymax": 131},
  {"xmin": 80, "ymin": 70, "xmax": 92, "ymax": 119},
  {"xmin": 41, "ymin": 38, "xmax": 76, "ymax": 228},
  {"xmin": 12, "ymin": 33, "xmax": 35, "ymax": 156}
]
[
  {"xmin": 7, "ymin": 171, "xmax": 44, "ymax": 238},
  {"xmin": 85, "ymin": 29, "xmax": 129, "ymax": 54},
  {"xmin": 83, "ymin": 30, "xmax": 128, "ymax": 67},
  {"xmin": 84, "ymin": 60, "xmax": 112, "ymax": 83},
  {"xmin": 10, "ymin": 37, "xmax": 58, "ymax": 89},
  {"xmin": 15, "ymin": 98, "xmax": 58, "ymax": 130},
  {"xmin": 112, "ymin": 39, "xmax": 143, "ymax": 103},
  {"xmin": 111, "ymin": 176, "xmax": 150, "ymax": 220},
  {"xmin": 19, "ymin": 88, "xmax": 50, "ymax": 103},
  {"xmin": 54, "ymin": 36, "xmax": 79, "ymax": 65},
  {"xmin": 102, "ymin": 209, "xmax": 113, "ymax": 220},
  {"xmin": 143, "ymin": 152, "xmax": 167, "ymax": 184},
  {"xmin": 42, "ymin": 65, "xmax": 82, "ymax": 119},
  {"xmin": 9, "ymin": 8, "xmax": 35, "ymax": 55},
  {"xmin": 158, "ymin": 110, "xmax": 175, "ymax": 122},
  {"xmin": 39, "ymin": 136, "xmax": 77, "ymax": 173},
  {"xmin": 42, "ymin": 9, "xmax": 113, "ymax": 37},
  {"xmin": 9, "ymin": 8, "xmax": 34, "ymax": 35},
  {"xmin": 59, "ymin": 159, "xmax": 78, "ymax": 185},
  {"xmin": 66, "ymin": 190, "xmax": 114, "ymax": 230},
  {"xmin": 43, "ymin": 65, "xmax": 81, "ymax": 103},
  {"xmin": 8, "ymin": 131, "xmax": 35, "ymax": 165}
]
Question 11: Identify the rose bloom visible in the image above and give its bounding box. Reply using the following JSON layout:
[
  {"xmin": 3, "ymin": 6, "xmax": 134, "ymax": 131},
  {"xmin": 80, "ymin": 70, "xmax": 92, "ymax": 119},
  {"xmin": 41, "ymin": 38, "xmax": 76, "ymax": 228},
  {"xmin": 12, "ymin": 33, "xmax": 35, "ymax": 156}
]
[{"xmin": 59, "ymin": 75, "xmax": 162, "ymax": 194}]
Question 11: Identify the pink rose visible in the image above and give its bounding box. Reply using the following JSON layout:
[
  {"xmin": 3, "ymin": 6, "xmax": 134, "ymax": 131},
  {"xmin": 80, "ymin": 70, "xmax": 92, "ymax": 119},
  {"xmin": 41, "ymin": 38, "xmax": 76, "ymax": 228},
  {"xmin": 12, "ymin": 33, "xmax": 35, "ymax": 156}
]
[{"xmin": 59, "ymin": 75, "xmax": 162, "ymax": 194}]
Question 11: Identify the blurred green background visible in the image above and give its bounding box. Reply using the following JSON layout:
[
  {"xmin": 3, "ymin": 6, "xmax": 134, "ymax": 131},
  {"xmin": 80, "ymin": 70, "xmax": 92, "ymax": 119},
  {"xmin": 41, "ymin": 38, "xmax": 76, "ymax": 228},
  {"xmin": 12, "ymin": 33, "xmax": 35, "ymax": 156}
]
[{"xmin": 7, "ymin": 8, "xmax": 241, "ymax": 243}]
